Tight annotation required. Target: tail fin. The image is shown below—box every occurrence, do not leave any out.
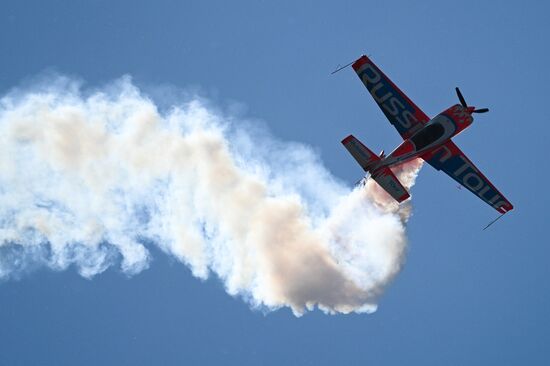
[342,135,410,203]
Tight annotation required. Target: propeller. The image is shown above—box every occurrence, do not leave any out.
[473,107,489,113]
[455,87,489,114]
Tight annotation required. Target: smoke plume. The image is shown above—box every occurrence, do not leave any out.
[0,76,422,315]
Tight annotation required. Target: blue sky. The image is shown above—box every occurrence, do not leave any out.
[1,1,548,365]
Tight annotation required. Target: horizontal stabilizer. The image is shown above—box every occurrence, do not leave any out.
[342,134,410,203]
[341,135,380,171]
[372,167,410,202]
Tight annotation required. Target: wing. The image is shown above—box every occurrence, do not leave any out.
[421,141,513,213]
[352,55,430,140]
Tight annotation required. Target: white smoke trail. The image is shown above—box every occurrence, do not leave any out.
[0,76,422,315]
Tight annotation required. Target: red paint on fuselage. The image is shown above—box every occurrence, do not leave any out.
[371,104,475,174]
[441,104,474,135]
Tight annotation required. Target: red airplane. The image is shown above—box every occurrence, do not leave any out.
[342,55,513,214]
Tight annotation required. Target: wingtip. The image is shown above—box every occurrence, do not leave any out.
[397,191,411,203]
[498,203,514,214]
[352,55,369,70]
[341,134,355,145]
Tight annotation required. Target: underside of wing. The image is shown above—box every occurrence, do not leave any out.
[352,55,430,140]
[422,141,513,213]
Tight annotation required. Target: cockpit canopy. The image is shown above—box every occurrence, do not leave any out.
[410,123,445,150]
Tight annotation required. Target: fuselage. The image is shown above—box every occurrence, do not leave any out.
[371,104,475,174]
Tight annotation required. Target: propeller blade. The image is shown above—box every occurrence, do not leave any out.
[473,108,489,113]
[455,87,467,107]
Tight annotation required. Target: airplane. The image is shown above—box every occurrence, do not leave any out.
[341,55,513,215]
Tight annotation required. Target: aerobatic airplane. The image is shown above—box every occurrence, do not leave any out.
[342,55,513,214]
